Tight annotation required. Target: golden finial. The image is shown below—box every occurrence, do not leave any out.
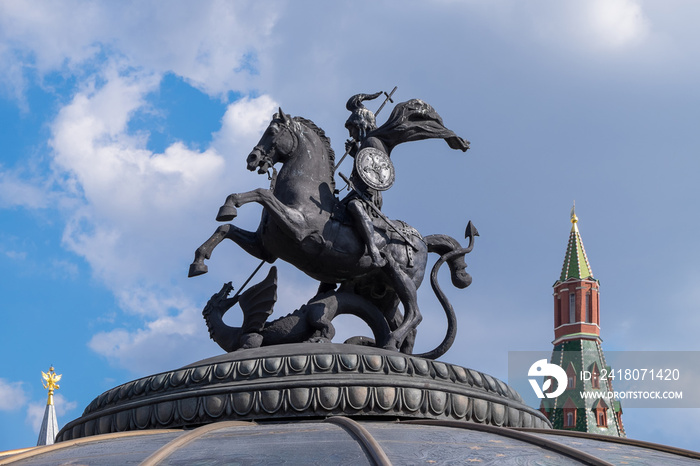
[570,202,578,231]
[41,366,62,406]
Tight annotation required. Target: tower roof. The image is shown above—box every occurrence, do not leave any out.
[559,205,594,282]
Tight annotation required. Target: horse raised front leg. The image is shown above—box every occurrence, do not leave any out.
[189,224,270,277]
[220,188,308,243]
[217,189,284,222]
[216,189,273,222]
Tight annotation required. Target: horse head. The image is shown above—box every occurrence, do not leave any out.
[246,107,299,174]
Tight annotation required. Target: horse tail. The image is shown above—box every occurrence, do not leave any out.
[412,234,472,360]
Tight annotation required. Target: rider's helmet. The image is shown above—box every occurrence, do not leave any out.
[345,92,381,141]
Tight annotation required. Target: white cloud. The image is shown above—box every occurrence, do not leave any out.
[2,248,27,261]
[436,0,651,62]
[0,170,49,209]
[51,66,223,287]
[88,305,215,376]
[212,95,279,155]
[26,403,45,434]
[525,0,650,54]
[584,0,650,49]
[49,259,79,279]
[0,1,104,72]
[0,379,28,411]
[0,1,282,100]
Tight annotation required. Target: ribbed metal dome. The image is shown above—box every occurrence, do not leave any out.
[53,344,550,441]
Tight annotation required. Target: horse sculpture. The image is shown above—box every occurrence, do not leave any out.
[189,109,474,358]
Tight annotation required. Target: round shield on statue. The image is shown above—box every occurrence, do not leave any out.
[354,147,395,191]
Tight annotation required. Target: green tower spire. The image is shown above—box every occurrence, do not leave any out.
[559,204,594,282]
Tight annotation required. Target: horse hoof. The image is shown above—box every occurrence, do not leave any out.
[188,262,208,277]
[216,205,238,222]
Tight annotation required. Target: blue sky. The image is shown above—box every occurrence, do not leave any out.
[1,0,699,452]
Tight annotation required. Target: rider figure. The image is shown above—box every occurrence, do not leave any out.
[343,92,387,268]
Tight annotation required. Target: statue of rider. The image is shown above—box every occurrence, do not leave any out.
[341,91,471,269]
[343,92,387,268]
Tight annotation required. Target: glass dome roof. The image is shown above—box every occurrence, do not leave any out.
[2,417,699,465]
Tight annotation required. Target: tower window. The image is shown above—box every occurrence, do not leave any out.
[563,409,577,427]
[569,293,576,323]
[595,407,608,427]
[586,292,591,323]
[556,296,561,327]
[592,399,608,427]
[562,399,577,428]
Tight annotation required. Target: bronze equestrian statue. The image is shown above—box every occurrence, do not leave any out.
[189,95,476,359]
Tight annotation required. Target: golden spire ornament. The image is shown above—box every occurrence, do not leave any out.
[570,201,579,232]
[42,366,62,406]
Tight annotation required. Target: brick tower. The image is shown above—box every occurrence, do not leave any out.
[540,206,625,436]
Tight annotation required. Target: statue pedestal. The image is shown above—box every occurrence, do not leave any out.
[57,343,550,441]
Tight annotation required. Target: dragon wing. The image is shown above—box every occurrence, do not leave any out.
[238,266,278,334]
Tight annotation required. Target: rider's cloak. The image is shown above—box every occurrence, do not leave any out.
[365,99,470,155]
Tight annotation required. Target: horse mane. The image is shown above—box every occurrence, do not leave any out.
[293,116,336,190]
